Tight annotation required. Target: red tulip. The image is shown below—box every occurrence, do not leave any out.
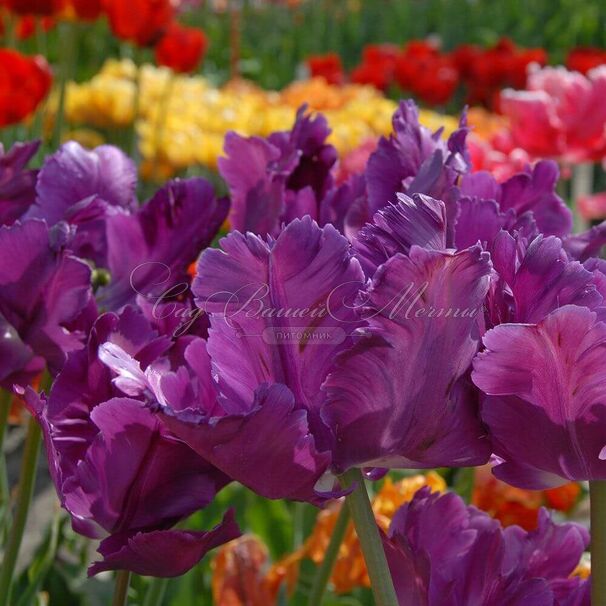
[394,42,459,106]
[70,0,102,20]
[155,22,207,73]
[306,53,344,85]
[0,49,52,126]
[351,45,399,91]
[567,47,606,75]
[16,15,55,39]
[103,0,174,46]
[4,0,65,15]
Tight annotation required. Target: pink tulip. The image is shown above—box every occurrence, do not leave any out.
[500,65,606,162]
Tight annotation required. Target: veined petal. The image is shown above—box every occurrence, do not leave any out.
[323,244,492,472]
[473,305,606,485]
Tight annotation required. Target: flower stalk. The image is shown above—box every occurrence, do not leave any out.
[307,502,351,606]
[339,468,399,606]
[112,570,132,606]
[571,162,594,232]
[591,481,606,606]
[0,415,42,605]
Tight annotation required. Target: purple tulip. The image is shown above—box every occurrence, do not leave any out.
[25,306,239,576]
[473,304,606,488]
[383,487,589,605]
[0,219,91,389]
[97,177,229,310]
[155,217,365,502]
[459,161,572,239]
[366,100,469,214]
[0,140,40,226]
[28,141,138,225]
[322,243,492,472]
[219,105,337,237]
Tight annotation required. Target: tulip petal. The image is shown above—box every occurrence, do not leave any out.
[88,510,241,577]
[323,244,492,472]
[473,305,606,485]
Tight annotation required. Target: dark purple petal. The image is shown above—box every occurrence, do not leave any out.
[366,100,467,213]
[319,175,367,237]
[218,107,336,237]
[473,305,606,485]
[383,487,582,606]
[502,508,589,580]
[99,178,228,310]
[158,383,332,503]
[498,160,572,238]
[219,132,284,234]
[508,235,602,323]
[0,220,91,386]
[323,245,492,472]
[64,397,228,534]
[0,140,40,226]
[564,220,606,262]
[453,197,508,250]
[88,509,240,577]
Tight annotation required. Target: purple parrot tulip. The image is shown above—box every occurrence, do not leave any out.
[459,161,572,239]
[322,243,492,472]
[365,100,469,214]
[28,141,138,224]
[97,177,229,310]
[0,219,92,389]
[218,105,337,236]
[154,217,365,503]
[25,306,239,577]
[473,304,606,488]
[383,487,589,606]
[0,140,40,226]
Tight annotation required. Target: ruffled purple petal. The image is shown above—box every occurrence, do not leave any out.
[30,142,137,224]
[0,219,91,386]
[158,383,331,504]
[323,245,492,472]
[88,510,240,577]
[99,178,228,310]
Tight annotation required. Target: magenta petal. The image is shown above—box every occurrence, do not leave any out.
[510,235,602,323]
[473,305,606,485]
[323,245,492,472]
[88,510,240,577]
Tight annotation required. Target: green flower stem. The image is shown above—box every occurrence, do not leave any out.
[142,576,169,606]
[53,21,77,149]
[307,502,351,606]
[0,390,12,533]
[571,162,594,233]
[591,481,606,606]
[112,570,132,606]
[130,48,144,160]
[338,469,399,606]
[0,415,42,605]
